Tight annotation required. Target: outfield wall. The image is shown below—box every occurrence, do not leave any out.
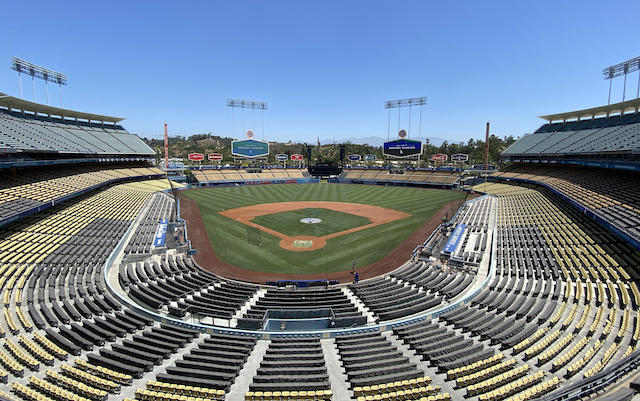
[330,178,456,189]
[194,178,319,187]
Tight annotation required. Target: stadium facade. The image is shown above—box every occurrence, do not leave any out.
[0,89,639,401]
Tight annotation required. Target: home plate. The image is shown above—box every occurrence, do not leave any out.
[300,218,322,224]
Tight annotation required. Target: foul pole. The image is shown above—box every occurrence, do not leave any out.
[484,122,490,171]
[164,124,169,170]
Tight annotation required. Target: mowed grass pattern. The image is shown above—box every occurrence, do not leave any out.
[252,208,372,237]
[184,183,465,274]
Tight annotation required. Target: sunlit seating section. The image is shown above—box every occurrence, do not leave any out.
[0,163,164,223]
[467,181,640,393]
[343,169,460,185]
[0,179,188,397]
[353,376,447,401]
[193,168,309,183]
[490,164,640,240]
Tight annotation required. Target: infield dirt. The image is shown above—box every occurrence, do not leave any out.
[219,201,410,251]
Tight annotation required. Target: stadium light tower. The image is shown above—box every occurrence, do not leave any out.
[603,56,640,104]
[10,57,68,107]
[226,99,268,140]
[384,97,427,140]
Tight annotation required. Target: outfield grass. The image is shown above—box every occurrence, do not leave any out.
[252,208,372,237]
[183,183,465,274]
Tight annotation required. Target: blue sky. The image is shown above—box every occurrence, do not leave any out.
[2,1,639,144]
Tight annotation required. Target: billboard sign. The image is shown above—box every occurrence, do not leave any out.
[383,139,422,158]
[275,153,288,161]
[208,153,223,161]
[188,153,204,161]
[153,219,168,247]
[348,154,361,161]
[451,153,469,162]
[443,223,467,254]
[431,153,448,163]
[232,139,269,158]
[364,154,377,161]
[291,154,304,161]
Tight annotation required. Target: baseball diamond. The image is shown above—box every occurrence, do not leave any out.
[181,183,467,276]
[219,201,410,251]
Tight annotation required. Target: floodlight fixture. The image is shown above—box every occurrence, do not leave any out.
[226,99,268,110]
[10,57,67,106]
[602,56,640,103]
[384,96,427,109]
[227,99,268,140]
[384,96,427,141]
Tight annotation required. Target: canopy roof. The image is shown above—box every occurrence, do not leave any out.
[0,92,124,123]
[539,98,640,122]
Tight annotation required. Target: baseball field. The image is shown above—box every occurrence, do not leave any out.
[182,183,466,275]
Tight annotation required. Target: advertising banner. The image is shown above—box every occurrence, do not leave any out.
[383,139,422,158]
[451,153,469,162]
[443,223,466,254]
[231,140,269,158]
[153,219,169,247]
[431,153,448,162]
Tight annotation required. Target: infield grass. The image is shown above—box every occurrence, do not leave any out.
[183,183,466,274]
[252,208,372,237]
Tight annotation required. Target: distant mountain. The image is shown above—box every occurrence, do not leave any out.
[319,136,446,147]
